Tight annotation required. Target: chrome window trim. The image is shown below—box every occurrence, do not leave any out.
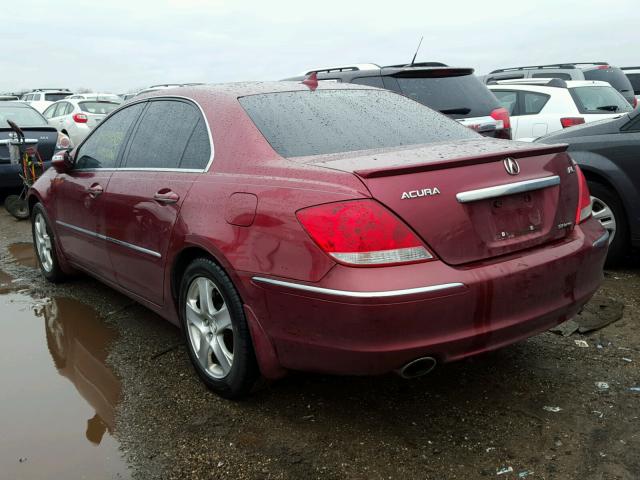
[56,220,162,258]
[71,94,215,174]
[456,175,560,203]
[252,276,465,298]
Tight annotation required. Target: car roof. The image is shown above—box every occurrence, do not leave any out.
[0,101,33,108]
[136,81,375,101]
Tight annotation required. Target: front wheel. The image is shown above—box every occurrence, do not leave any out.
[588,181,629,266]
[31,203,69,282]
[179,258,259,399]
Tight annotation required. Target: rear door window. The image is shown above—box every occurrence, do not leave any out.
[570,86,633,114]
[75,103,144,169]
[492,90,519,115]
[532,72,572,80]
[393,73,499,118]
[239,89,478,158]
[122,100,204,169]
[521,91,550,115]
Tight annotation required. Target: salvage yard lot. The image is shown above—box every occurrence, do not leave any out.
[0,206,638,480]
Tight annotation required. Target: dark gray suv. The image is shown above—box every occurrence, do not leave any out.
[283,62,512,139]
[536,108,640,264]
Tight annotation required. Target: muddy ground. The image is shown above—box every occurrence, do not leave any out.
[0,205,638,480]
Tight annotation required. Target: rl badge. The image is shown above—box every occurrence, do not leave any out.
[401,187,441,200]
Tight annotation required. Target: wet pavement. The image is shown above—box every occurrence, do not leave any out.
[0,205,638,479]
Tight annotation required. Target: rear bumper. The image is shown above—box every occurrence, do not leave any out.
[243,218,607,376]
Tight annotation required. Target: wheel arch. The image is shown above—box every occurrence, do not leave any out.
[571,151,639,242]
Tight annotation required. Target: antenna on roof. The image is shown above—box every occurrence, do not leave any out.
[409,36,424,66]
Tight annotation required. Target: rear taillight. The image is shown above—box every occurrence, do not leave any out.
[296,199,433,266]
[55,132,72,149]
[490,107,511,130]
[633,97,638,109]
[561,117,585,128]
[73,113,88,123]
[575,164,592,224]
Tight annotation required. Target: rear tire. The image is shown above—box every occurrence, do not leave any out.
[179,258,259,399]
[31,203,68,282]
[588,181,629,266]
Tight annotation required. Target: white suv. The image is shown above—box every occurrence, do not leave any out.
[42,98,120,145]
[488,79,633,140]
[20,89,72,113]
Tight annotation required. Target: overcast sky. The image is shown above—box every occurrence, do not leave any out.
[2,0,638,93]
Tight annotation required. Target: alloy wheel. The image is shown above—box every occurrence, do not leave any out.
[185,276,234,379]
[590,195,616,244]
[34,213,54,272]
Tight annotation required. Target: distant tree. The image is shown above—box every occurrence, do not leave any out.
[76,87,93,93]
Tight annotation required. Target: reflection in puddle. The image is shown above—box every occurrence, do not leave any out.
[0,293,131,479]
[8,241,38,268]
[0,269,13,293]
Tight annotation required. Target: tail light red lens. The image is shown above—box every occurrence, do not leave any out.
[73,113,88,123]
[296,199,433,266]
[561,117,585,128]
[575,164,592,224]
[633,97,638,109]
[490,107,511,130]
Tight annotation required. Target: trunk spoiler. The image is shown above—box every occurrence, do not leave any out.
[354,143,569,179]
[0,126,58,133]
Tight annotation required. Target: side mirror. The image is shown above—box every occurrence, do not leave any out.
[51,149,74,173]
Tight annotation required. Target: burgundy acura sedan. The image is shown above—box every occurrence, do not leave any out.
[28,81,608,398]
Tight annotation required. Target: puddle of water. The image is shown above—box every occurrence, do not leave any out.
[0,292,131,479]
[8,241,39,268]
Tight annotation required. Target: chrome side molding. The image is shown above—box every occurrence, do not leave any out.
[252,276,465,298]
[456,176,560,203]
[56,220,162,258]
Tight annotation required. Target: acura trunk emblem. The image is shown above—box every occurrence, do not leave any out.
[503,157,520,175]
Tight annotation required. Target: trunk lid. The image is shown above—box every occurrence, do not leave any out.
[85,113,105,129]
[300,138,579,265]
[0,127,58,164]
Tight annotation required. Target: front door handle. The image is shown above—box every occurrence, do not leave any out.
[87,184,103,198]
[153,190,180,205]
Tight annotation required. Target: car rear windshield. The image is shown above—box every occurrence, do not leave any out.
[79,101,119,114]
[239,89,479,158]
[570,86,633,114]
[583,68,634,94]
[626,73,640,94]
[393,74,499,119]
[44,93,70,102]
[0,106,48,127]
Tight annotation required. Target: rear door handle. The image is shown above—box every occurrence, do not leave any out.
[153,190,180,204]
[87,184,103,198]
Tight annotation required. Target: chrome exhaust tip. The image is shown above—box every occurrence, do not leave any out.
[396,357,437,379]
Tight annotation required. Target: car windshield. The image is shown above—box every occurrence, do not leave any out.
[79,101,119,114]
[239,89,479,158]
[394,73,499,118]
[44,93,70,102]
[570,86,633,114]
[0,105,48,127]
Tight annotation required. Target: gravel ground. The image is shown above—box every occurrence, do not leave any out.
[0,205,638,480]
